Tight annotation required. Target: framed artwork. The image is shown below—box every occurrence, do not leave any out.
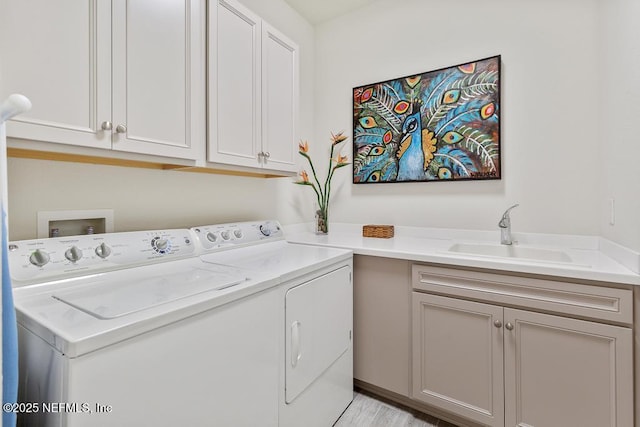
[353,55,501,183]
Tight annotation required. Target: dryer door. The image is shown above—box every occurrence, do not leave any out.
[285,265,352,403]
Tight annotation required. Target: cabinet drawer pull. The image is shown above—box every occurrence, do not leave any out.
[505,322,514,331]
[494,320,502,328]
[101,121,112,131]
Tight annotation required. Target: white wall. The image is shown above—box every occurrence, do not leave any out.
[297,0,603,236]
[7,157,281,240]
[599,0,640,252]
[7,0,314,240]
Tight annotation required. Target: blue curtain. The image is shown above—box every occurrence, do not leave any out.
[2,208,18,427]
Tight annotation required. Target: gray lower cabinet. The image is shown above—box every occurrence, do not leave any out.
[412,265,634,427]
[412,293,504,426]
[353,256,411,396]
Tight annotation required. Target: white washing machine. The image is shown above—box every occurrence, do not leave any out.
[9,227,284,427]
[191,221,354,427]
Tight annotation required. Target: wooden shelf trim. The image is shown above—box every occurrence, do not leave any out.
[8,148,288,179]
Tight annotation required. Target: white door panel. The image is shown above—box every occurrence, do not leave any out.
[208,0,261,167]
[112,0,204,159]
[285,267,352,403]
[261,23,298,172]
[0,0,111,149]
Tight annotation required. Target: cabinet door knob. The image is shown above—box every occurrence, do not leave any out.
[264,151,270,158]
[505,322,514,331]
[115,124,127,133]
[494,320,502,328]
[101,121,112,131]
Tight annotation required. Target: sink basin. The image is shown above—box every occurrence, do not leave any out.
[448,243,573,263]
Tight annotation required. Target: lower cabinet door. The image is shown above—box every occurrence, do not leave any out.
[504,308,633,427]
[412,293,504,427]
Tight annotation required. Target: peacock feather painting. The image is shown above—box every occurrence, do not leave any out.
[353,55,501,183]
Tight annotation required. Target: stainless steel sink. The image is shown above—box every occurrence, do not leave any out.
[448,243,573,263]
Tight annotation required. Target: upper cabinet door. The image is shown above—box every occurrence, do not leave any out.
[261,23,298,173]
[208,0,262,167]
[0,0,112,149]
[112,0,205,160]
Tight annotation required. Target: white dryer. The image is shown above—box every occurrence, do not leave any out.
[9,228,283,427]
[191,221,354,427]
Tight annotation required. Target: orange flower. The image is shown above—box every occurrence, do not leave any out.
[298,140,309,153]
[330,131,348,145]
[299,170,309,182]
[336,154,349,165]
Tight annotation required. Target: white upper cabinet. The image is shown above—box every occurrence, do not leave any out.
[111,0,205,159]
[209,0,261,168]
[0,0,205,161]
[261,23,299,172]
[0,0,112,149]
[209,0,299,173]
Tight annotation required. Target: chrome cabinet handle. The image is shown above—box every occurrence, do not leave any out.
[505,322,514,331]
[101,121,112,131]
[264,151,270,158]
[115,124,127,133]
[494,320,502,328]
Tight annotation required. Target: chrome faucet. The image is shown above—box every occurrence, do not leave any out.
[498,204,519,245]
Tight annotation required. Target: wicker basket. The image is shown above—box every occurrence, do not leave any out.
[362,225,394,239]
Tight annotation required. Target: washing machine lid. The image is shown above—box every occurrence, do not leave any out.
[52,263,248,319]
[13,257,279,357]
[200,240,352,282]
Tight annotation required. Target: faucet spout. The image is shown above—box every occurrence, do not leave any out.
[498,204,519,245]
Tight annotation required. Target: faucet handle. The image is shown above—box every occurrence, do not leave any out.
[504,203,519,215]
[499,204,519,227]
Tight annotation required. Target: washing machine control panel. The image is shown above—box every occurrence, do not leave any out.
[8,229,196,285]
[191,220,283,252]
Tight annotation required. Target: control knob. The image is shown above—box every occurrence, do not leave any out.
[95,242,112,259]
[206,232,217,243]
[29,249,50,267]
[221,231,230,240]
[155,238,169,251]
[65,246,83,263]
[259,223,272,237]
[233,229,243,239]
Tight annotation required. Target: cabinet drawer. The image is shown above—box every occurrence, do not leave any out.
[412,265,633,325]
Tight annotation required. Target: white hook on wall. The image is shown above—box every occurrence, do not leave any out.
[0,94,32,123]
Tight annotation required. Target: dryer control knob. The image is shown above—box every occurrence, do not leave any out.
[95,242,112,259]
[65,246,83,263]
[259,224,272,236]
[233,229,243,239]
[206,232,217,243]
[29,249,50,267]
[221,231,231,240]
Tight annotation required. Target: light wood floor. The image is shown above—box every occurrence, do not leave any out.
[334,390,458,427]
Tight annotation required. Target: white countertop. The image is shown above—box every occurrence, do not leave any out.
[285,223,640,286]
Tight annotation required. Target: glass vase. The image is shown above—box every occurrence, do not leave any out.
[315,206,328,234]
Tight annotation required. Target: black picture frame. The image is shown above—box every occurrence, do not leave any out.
[352,55,501,184]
